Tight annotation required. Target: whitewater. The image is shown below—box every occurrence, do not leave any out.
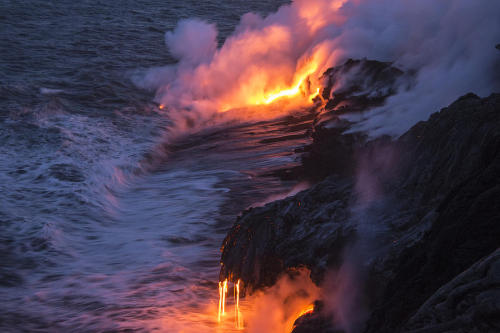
[0,1,297,331]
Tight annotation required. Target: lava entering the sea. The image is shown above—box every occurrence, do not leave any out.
[218,279,244,330]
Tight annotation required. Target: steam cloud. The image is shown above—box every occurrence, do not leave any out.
[243,269,320,333]
[134,0,500,136]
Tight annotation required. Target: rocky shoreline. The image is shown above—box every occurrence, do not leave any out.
[219,60,500,332]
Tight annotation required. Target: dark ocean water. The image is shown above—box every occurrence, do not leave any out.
[0,1,310,332]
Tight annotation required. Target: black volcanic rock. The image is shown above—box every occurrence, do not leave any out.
[365,93,500,333]
[219,176,355,290]
[299,120,366,181]
[320,58,408,112]
[402,248,500,333]
[299,59,409,181]
[292,313,341,333]
[219,93,500,332]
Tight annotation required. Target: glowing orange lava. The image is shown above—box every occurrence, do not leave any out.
[235,279,243,330]
[218,279,228,322]
[291,304,315,331]
[223,280,228,315]
[308,87,320,102]
[263,62,318,105]
[218,57,323,113]
[218,280,224,322]
[217,279,244,329]
[296,304,315,318]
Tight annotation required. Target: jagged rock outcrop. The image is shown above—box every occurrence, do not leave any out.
[269,59,408,181]
[320,58,408,113]
[220,92,500,332]
[219,176,355,290]
[300,58,411,181]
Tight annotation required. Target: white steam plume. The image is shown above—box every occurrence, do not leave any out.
[134,0,500,135]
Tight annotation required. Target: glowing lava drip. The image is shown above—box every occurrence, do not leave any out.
[218,279,244,330]
[236,280,243,329]
[218,279,228,323]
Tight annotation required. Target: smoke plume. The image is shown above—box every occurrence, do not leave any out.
[134,0,500,136]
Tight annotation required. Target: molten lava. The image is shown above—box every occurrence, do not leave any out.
[309,87,321,103]
[235,279,243,330]
[218,279,228,322]
[291,304,315,331]
[217,279,244,330]
[296,304,315,318]
[263,62,318,105]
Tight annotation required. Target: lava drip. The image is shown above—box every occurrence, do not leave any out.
[218,279,244,329]
[236,279,243,329]
[218,279,228,322]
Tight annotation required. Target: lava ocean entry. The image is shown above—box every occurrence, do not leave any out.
[1,0,499,332]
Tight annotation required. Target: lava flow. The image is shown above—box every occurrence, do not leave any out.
[296,304,314,318]
[218,58,322,114]
[235,279,243,330]
[291,304,315,330]
[262,62,318,105]
[218,279,228,323]
[218,279,244,330]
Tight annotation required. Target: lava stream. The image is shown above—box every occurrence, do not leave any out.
[218,279,244,330]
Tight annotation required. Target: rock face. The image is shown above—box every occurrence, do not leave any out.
[219,91,500,332]
[320,58,407,113]
[364,93,500,333]
[403,249,500,333]
[219,176,356,290]
[301,58,410,181]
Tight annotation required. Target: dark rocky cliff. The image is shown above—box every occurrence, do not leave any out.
[364,93,500,333]
[219,60,500,332]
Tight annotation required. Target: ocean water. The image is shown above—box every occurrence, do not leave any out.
[0,1,312,331]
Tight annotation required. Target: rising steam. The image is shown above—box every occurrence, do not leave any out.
[134,0,500,136]
[242,269,320,333]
